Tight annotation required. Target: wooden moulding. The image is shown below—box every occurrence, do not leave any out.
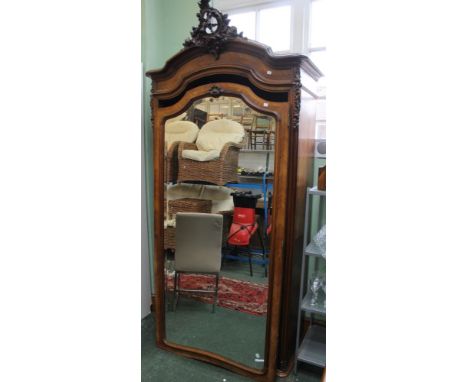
[146,39,322,92]
[266,66,320,373]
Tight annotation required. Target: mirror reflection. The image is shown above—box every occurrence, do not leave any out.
[162,96,275,369]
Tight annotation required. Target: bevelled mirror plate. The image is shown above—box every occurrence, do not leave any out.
[162,96,276,370]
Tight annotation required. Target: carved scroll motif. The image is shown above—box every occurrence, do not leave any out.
[183,0,245,59]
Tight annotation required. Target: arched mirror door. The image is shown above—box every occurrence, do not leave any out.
[153,82,290,380]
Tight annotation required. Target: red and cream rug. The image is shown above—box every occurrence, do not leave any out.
[166,274,268,316]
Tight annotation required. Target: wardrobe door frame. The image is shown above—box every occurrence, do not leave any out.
[152,81,290,382]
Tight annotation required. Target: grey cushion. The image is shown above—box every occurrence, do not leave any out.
[175,212,223,273]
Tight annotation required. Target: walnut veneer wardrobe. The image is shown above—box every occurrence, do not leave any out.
[146,1,322,381]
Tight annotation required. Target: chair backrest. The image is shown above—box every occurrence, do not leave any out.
[196,119,245,152]
[254,115,272,130]
[165,121,199,149]
[175,212,223,273]
[241,115,254,129]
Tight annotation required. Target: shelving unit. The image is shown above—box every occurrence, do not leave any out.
[238,175,274,181]
[224,150,274,271]
[295,187,326,373]
[227,148,274,235]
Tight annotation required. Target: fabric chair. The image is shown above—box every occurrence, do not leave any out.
[177,119,245,185]
[173,212,223,312]
[164,120,199,183]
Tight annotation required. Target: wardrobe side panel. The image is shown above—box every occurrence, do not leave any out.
[277,83,317,372]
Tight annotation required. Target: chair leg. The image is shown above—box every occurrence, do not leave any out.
[248,245,253,277]
[213,273,219,313]
[172,271,177,311]
[173,271,180,311]
[257,229,267,278]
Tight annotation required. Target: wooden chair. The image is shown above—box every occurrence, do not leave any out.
[250,115,273,150]
[240,115,255,149]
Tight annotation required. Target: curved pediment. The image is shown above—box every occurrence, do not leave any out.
[146,1,322,81]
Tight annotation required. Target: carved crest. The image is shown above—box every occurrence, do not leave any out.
[183,0,245,59]
[209,85,224,98]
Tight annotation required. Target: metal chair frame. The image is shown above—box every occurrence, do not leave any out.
[173,270,220,313]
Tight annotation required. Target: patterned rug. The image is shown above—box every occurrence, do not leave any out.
[166,274,268,316]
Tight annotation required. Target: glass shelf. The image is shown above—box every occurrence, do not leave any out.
[301,292,326,315]
[304,241,324,257]
[308,186,326,196]
[238,175,274,180]
[297,325,326,367]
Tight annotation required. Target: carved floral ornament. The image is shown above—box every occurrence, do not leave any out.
[183,0,246,59]
[292,67,302,129]
[208,85,224,98]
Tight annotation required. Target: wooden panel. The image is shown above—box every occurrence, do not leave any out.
[277,84,317,372]
[151,50,295,95]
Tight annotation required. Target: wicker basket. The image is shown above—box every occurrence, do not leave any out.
[165,142,180,184]
[177,142,241,186]
[168,198,212,218]
[164,226,176,250]
[164,198,212,250]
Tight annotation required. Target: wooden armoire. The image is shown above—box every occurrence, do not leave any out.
[146,1,322,381]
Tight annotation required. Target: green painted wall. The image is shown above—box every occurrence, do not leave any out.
[142,0,199,293]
